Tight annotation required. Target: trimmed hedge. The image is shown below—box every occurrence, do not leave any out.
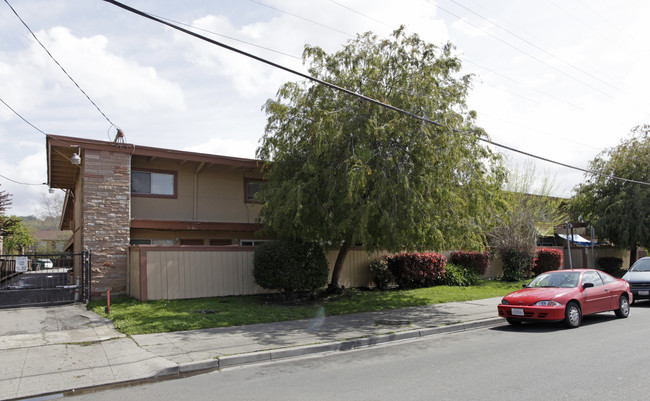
[597,257,623,275]
[253,239,329,297]
[533,248,563,275]
[369,258,393,290]
[385,252,446,289]
[449,251,490,276]
[441,263,480,286]
[501,250,534,281]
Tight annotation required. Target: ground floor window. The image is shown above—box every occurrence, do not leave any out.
[240,240,270,247]
[130,239,174,245]
[179,239,204,246]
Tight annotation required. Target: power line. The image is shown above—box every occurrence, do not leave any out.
[0,96,48,136]
[4,0,118,130]
[150,12,302,60]
[327,0,392,29]
[248,0,353,37]
[463,58,585,111]
[100,0,650,188]
[0,174,45,186]
[444,0,619,92]
[0,96,92,157]
[431,1,615,99]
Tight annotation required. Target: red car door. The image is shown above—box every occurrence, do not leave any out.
[581,270,610,314]
[598,271,622,310]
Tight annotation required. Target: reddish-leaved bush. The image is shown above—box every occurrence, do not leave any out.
[385,252,447,289]
[449,251,490,276]
[533,248,563,275]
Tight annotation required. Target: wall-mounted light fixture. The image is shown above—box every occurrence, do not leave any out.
[70,152,81,165]
[70,145,81,165]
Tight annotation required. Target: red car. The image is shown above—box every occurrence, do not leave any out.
[498,269,632,328]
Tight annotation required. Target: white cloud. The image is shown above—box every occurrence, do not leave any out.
[30,27,187,113]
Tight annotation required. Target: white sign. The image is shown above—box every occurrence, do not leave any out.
[15,257,28,272]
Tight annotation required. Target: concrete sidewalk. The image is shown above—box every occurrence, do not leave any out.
[0,297,504,400]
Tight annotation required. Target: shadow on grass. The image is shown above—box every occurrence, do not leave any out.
[87,279,525,336]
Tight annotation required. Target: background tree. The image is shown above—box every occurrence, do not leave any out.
[0,184,33,254]
[3,217,34,254]
[257,28,505,290]
[488,160,566,280]
[33,192,65,230]
[571,125,650,266]
[24,192,68,253]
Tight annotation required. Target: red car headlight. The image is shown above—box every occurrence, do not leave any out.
[501,299,509,305]
[534,300,562,306]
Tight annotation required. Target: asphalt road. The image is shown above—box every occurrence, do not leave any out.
[71,301,650,401]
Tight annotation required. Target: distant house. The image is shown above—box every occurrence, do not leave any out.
[31,230,72,253]
[46,134,266,298]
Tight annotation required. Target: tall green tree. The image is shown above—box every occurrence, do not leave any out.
[257,28,505,290]
[571,125,650,266]
[3,217,33,254]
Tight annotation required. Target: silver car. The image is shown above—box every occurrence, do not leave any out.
[623,257,650,303]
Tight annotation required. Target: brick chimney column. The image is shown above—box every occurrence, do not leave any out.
[81,148,131,298]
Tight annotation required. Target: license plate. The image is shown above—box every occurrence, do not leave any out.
[639,291,649,296]
[511,308,525,316]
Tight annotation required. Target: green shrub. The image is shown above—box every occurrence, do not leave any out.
[442,264,480,286]
[501,250,534,281]
[253,239,329,298]
[533,248,563,275]
[449,251,490,276]
[597,257,623,275]
[369,258,393,290]
[385,252,446,289]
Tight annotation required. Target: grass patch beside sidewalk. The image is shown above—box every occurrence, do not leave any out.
[88,279,525,335]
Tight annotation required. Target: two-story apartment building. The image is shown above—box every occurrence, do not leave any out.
[47,134,266,298]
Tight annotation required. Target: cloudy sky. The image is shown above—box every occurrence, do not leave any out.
[1,0,649,216]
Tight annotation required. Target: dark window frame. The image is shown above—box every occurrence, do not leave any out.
[131,168,178,199]
[244,178,264,204]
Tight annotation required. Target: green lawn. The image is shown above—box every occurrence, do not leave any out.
[88,279,525,335]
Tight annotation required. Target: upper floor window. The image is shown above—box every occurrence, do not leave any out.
[245,178,264,203]
[132,169,177,197]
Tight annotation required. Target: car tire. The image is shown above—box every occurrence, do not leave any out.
[506,318,522,326]
[614,295,630,318]
[564,302,582,328]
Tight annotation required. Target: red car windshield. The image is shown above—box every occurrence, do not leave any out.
[527,272,581,288]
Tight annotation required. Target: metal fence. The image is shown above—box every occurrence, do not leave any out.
[0,251,91,308]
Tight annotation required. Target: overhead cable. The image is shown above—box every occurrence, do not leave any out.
[0,174,45,186]
[4,0,118,130]
[100,0,650,187]
[0,96,48,136]
[445,0,619,92]
[432,2,614,99]
[249,0,352,37]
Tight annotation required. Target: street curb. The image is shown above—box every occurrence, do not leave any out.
[8,318,504,400]
[181,317,504,373]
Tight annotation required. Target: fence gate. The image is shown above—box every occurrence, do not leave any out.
[0,251,91,308]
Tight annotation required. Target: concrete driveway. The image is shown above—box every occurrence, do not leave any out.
[0,303,123,348]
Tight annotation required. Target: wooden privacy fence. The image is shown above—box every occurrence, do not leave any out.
[128,246,381,301]
[127,245,631,301]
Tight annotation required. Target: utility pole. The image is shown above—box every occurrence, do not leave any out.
[565,222,573,269]
[590,226,595,268]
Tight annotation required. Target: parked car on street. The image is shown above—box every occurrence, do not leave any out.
[622,257,650,303]
[498,269,632,328]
